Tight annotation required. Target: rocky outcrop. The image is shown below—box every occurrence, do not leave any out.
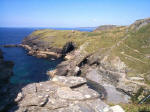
[129,17,150,31]
[47,47,150,104]
[21,41,76,59]
[86,68,130,104]
[20,44,62,59]
[9,76,125,112]
[19,17,150,111]
[62,42,76,56]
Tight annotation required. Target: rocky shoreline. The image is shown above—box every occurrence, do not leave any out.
[1,17,150,111]
[10,76,126,112]
[0,45,129,112]
[0,47,126,111]
[20,34,148,103]
[20,18,150,103]
[21,44,62,59]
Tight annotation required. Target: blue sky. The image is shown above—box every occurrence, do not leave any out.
[0,0,150,27]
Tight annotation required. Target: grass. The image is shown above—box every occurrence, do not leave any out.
[25,22,150,112]
[121,104,150,112]
[25,23,150,84]
[27,26,126,53]
[107,24,150,84]
[109,86,150,112]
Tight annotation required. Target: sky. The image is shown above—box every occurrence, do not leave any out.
[0,0,150,27]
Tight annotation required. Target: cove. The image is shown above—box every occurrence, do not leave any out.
[0,27,94,84]
[0,28,62,84]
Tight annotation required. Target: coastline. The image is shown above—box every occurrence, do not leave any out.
[1,17,150,111]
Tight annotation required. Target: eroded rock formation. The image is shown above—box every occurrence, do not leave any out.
[9,76,125,112]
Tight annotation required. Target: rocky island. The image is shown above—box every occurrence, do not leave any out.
[1,18,150,112]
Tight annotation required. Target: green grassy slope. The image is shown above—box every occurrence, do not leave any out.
[26,26,127,53]
[111,24,150,83]
[24,18,150,84]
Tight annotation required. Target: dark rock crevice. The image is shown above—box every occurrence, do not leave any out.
[62,42,76,56]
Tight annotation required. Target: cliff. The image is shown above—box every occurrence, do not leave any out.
[20,18,150,111]
[22,18,150,86]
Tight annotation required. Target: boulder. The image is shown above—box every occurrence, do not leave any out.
[11,76,110,112]
[86,69,130,103]
[51,75,86,88]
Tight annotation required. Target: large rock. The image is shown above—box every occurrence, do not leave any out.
[86,69,130,103]
[51,75,86,88]
[10,76,113,112]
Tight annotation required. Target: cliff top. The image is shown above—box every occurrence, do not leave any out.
[23,18,150,84]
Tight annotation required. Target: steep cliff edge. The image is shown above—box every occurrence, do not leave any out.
[22,18,150,85]
[22,18,150,108]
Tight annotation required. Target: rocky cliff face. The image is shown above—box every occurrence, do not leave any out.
[22,17,150,94]
[9,76,125,112]
[129,17,150,31]
[19,18,150,111]
[45,18,150,97]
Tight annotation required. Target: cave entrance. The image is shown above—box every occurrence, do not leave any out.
[66,44,74,53]
[62,42,75,55]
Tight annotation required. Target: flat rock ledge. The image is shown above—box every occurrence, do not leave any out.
[10,76,125,112]
[20,44,61,59]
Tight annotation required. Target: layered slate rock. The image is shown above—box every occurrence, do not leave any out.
[10,76,125,112]
[86,69,130,103]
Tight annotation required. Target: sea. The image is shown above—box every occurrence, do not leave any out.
[0,27,94,84]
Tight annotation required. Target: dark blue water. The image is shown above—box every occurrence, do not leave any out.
[0,27,94,84]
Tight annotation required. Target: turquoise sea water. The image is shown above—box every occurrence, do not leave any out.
[0,27,94,84]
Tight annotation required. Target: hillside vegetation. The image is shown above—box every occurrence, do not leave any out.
[23,18,150,84]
